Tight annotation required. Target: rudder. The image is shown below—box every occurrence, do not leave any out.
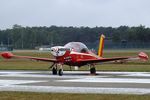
[98,34,105,57]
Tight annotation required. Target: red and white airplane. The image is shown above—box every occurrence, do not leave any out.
[1,34,149,76]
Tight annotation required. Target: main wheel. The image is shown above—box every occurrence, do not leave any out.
[58,69,63,76]
[52,67,57,75]
[90,67,96,75]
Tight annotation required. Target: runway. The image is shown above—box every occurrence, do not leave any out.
[0,70,150,94]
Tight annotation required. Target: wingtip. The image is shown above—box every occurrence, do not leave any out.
[1,52,14,59]
[138,52,149,61]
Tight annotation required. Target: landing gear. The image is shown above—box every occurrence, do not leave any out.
[58,64,63,76]
[49,63,57,75]
[90,64,96,75]
[51,63,63,76]
[58,69,63,76]
[90,67,96,74]
[50,63,63,76]
[52,67,57,75]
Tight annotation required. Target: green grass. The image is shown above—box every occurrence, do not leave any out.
[0,50,150,71]
[0,92,150,100]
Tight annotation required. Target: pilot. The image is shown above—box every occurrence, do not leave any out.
[81,48,88,53]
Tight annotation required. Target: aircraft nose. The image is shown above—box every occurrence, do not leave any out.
[50,47,59,56]
[50,47,57,52]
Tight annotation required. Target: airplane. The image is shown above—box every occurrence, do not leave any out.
[1,34,149,76]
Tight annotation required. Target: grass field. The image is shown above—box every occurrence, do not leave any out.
[0,50,150,71]
[0,92,150,100]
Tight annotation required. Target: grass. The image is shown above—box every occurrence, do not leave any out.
[0,50,150,71]
[0,92,150,100]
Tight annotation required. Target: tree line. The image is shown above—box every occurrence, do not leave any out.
[0,24,150,49]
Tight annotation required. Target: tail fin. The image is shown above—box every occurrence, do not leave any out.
[98,34,105,57]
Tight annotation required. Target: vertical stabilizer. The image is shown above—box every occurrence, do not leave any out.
[98,34,105,57]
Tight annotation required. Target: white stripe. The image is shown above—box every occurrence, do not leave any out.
[0,80,45,86]
[0,85,150,94]
[70,51,92,56]
[58,78,150,84]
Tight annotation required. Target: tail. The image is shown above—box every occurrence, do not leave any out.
[98,34,105,57]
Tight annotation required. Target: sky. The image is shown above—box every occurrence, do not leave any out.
[0,0,150,29]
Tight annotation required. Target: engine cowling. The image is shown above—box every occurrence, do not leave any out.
[50,46,71,57]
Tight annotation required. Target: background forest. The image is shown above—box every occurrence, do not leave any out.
[0,25,150,49]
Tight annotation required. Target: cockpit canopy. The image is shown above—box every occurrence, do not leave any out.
[50,42,89,57]
[64,42,89,53]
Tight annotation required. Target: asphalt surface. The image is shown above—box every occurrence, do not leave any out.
[0,70,150,94]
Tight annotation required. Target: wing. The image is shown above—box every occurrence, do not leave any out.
[1,52,57,62]
[77,52,148,64]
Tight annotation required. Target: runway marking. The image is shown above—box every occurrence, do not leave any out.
[0,85,150,95]
[58,77,150,84]
[0,71,45,74]
[121,73,150,77]
[0,80,46,86]
[0,74,54,78]
[0,72,105,78]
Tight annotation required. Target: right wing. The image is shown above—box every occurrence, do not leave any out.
[77,52,148,64]
[1,52,57,62]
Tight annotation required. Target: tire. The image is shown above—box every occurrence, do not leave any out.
[58,69,63,76]
[90,67,96,74]
[52,67,57,75]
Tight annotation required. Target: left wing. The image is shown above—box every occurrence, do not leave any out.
[1,52,57,62]
[77,52,148,64]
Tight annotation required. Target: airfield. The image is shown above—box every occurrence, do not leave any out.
[0,70,150,95]
[0,50,150,98]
